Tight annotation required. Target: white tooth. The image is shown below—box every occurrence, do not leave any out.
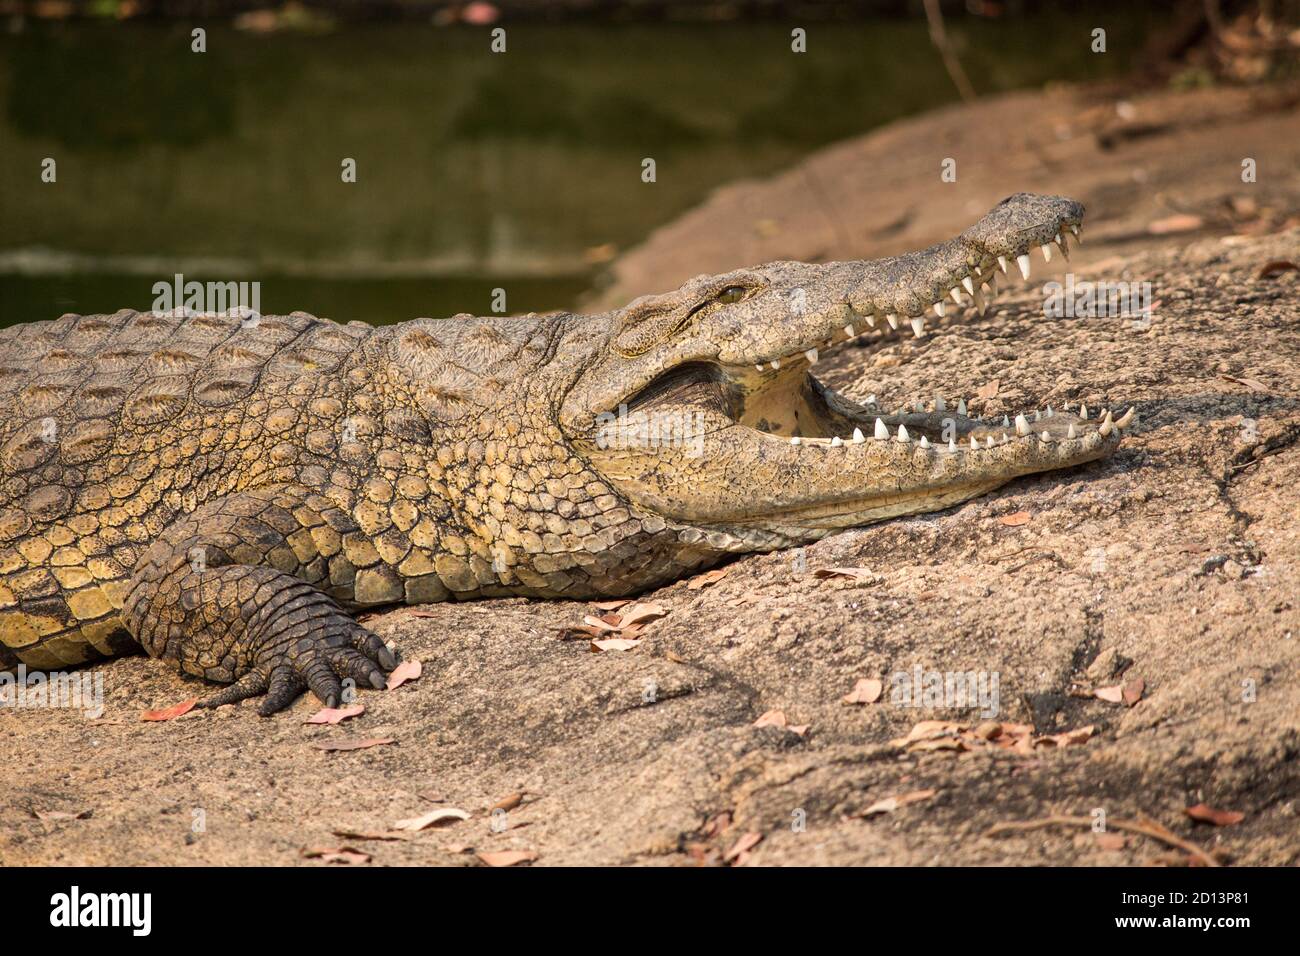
[911,318,926,338]
[1040,243,1052,263]
[1046,405,1054,417]
[933,301,944,318]
[886,314,899,330]
[897,424,910,442]
[970,436,979,450]
[948,438,957,452]
[1079,404,1088,420]
[1040,431,1051,441]
[790,436,801,445]
[805,348,819,364]
[831,435,843,447]
[865,313,876,328]
[1116,407,1136,429]
[1016,254,1031,280]
[755,363,765,371]
[1033,409,1041,422]
[1069,223,1081,240]
[1055,234,1069,260]
[962,276,975,295]
[771,358,781,369]
[951,288,963,305]
[935,395,946,412]
[1001,432,1010,444]
[1002,415,1010,427]
[1067,423,1077,439]
[957,398,967,416]
[844,324,856,338]
[1098,410,1115,437]
[874,418,889,440]
[974,288,986,315]
[852,427,865,443]
[919,435,930,449]
[1015,414,1030,436]
[985,436,996,448]
[866,394,876,404]
[997,255,1009,274]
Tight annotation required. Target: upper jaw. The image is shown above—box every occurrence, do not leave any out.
[716,202,1084,372]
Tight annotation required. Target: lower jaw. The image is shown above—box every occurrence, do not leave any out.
[723,478,1008,532]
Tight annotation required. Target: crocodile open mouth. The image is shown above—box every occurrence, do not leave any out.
[572,194,1128,537]
[617,219,1131,453]
[622,344,1133,455]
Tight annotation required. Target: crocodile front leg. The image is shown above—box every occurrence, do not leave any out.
[122,485,396,715]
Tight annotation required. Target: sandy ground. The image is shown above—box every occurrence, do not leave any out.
[2,83,1299,867]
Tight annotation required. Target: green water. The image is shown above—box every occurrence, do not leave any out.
[0,15,1150,326]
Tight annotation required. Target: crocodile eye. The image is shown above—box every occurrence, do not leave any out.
[715,285,749,304]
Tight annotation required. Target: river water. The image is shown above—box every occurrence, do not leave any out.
[0,14,1149,326]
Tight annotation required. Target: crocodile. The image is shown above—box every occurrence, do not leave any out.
[0,193,1135,715]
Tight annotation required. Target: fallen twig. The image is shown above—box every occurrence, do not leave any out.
[984,813,1220,866]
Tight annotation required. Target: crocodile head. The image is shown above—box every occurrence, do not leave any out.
[562,193,1133,547]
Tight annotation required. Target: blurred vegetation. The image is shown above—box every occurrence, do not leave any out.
[0,5,1187,324]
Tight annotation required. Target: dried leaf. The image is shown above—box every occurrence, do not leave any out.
[385,659,422,690]
[591,599,632,612]
[686,567,731,590]
[393,807,470,831]
[751,709,806,735]
[1121,677,1145,707]
[491,792,525,813]
[1148,213,1203,235]
[302,845,370,865]
[558,624,605,641]
[618,602,669,627]
[859,789,937,816]
[314,737,395,752]
[1256,259,1297,279]
[998,511,1031,527]
[723,831,764,863]
[581,615,622,633]
[306,704,365,725]
[590,637,641,652]
[1185,804,1245,826]
[1094,684,1125,703]
[890,720,966,746]
[1035,725,1094,748]
[813,566,875,582]
[34,808,92,822]
[1219,374,1269,394]
[1095,832,1127,851]
[141,698,197,722]
[975,378,1000,400]
[842,678,884,705]
[476,849,538,867]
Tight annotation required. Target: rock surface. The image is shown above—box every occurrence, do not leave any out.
[3,85,1299,867]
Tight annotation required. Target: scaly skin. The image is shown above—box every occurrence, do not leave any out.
[0,193,1133,714]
